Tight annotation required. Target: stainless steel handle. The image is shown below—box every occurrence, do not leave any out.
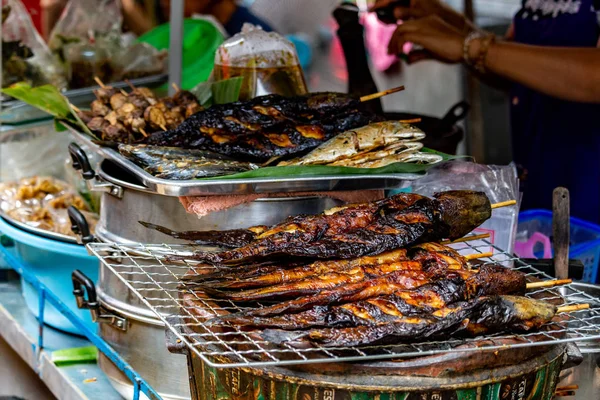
[69,142,124,199]
[72,269,128,331]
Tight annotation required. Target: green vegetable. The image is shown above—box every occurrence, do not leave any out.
[1,83,72,119]
[191,77,243,108]
[52,346,98,366]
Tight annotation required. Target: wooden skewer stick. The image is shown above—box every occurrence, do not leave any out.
[120,89,128,96]
[556,385,579,391]
[491,200,517,209]
[139,128,148,138]
[464,252,493,260]
[70,104,82,114]
[557,304,590,313]
[360,86,405,102]
[399,118,422,124]
[172,83,181,93]
[94,76,106,88]
[526,279,572,290]
[160,123,168,131]
[555,391,576,397]
[125,79,136,91]
[442,233,490,245]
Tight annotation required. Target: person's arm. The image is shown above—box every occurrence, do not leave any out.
[388,16,600,103]
[40,0,68,40]
[121,0,153,36]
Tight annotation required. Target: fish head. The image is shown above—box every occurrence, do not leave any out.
[434,190,492,240]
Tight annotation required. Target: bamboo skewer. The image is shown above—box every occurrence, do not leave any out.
[160,123,168,131]
[525,279,572,289]
[70,104,82,114]
[464,252,493,260]
[360,86,405,102]
[491,200,517,209]
[554,391,576,397]
[557,304,589,313]
[556,385,579,391]
[125,79,136,91]
[94,76,106,88]
[442,233,490,245]
[172,83,181,93]
[139,128,148,138]
[399,118,422,124]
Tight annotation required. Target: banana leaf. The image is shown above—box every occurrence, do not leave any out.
[200,148,466,180]
[51,346,98,365]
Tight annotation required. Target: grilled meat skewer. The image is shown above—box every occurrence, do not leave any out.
[210,264,525,320]
[172,190,491,265]
[261,296,556,348]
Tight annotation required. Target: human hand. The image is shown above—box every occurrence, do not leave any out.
[370,0,446,21]
[388,16,466,64]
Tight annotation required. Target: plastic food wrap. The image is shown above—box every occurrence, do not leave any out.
[1,0,66,90]
[411,161,520,255]
[112,43,167,81]
[0,176,97,237]
[214,24,307,100]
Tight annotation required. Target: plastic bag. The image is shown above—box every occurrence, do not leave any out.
[411,161,520,255]
[214,23,307,100]
[1,0,66,90]
[0,176,97,237]
[112,43,167,81]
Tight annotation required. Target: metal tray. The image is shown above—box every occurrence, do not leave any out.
[66,126,423,197]
[0,213,77,244]
[0,74,168,125]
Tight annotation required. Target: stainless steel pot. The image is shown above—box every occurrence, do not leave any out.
[556,282,600,399]
[69,144,342,400]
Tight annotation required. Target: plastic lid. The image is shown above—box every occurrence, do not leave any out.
[215,23,300,68]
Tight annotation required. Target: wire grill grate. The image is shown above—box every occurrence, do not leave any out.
[87,238,600,368]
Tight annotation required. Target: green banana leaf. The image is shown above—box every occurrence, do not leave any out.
[52,346,98,366]
[1,83,72,119]
[200,148,466,180]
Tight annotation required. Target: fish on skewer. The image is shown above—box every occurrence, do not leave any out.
[209,264,526,319]
[168,190,492,265]
[278,121,425,166]
[261,295,557,348]
[186,242,468,291]
[210,266,527,330]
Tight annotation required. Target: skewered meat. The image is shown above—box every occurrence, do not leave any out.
[145,93,381,161]
[93,87,118,102]
[210,265,527,329]
[109,93,128,110]
[261,296,556,347]
[171,190,491,265]
[210,264,526,318]
[90,100,110,117]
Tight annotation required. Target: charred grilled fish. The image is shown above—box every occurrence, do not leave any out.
[145,93,380,161]
[173,190,492,265]
[261,296,556,347]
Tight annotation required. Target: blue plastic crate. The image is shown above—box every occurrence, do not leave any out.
[517,210,600,283]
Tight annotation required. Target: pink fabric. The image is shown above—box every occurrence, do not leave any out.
[179,190,385,218]
[362,13,399,72]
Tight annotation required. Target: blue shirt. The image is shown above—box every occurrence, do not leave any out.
[511,0,600,223]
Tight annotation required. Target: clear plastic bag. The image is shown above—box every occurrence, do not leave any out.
[112,42,167,81]
[411,161,520,255]
[1,0,66,90]
[0,176,97,237]
[214,23,307,100]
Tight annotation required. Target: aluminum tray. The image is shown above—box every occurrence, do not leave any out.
[0,213,77,244]
[1,74,168,125]
[66,126,423,197]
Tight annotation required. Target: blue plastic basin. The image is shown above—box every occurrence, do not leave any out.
[0,217,98,335]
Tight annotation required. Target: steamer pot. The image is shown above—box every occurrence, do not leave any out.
[69,146,342,400]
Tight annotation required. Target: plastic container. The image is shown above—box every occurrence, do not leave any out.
[0,216,98,335]
[516,210,600,283]
[137,19,224,90]
[214,24,308,100]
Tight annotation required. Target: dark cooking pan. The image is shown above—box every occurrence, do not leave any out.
[385,101,469,155]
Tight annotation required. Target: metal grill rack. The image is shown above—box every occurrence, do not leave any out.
[87,238,600,369]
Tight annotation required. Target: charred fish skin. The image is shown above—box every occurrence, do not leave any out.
[265,296,556,348]
[145,93,380,161]
[434,190,492,240]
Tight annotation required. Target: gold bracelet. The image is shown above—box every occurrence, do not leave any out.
[475,35,496,74]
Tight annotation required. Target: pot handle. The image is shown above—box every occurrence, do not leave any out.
[440,101,470,127]
[68,206,95,245]
[68,142,96,180]
[72,269,99,311]
[72,269,128,331]
[562,342,584,370]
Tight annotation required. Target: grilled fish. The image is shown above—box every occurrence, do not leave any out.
[278,121,426,166]
[172,190,492,265]
[261,296,556,347]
